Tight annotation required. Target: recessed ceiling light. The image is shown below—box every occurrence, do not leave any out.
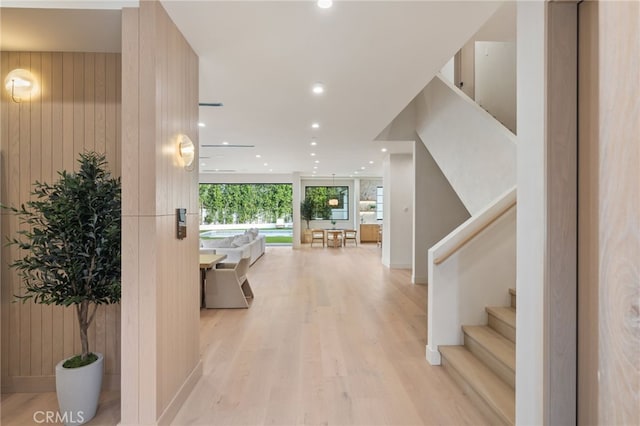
[310,153,316,156]
[201,162,205,167]
[313,170,317,174]
[311,123,320,129]
[354,171,359,174]
[222,141,229,145]
[313,166,318,169]
[361,166,366,170]
[314,160,320,164]
[312,83,325,94]
[264,162,268,166]
[349,175,353,178]
[369,160,374,164]
[381,148,388,152]
[198,122,206,128]
[256,154,261,158]
[269,169,273,172]
[317,0,332,9]
[310,141,317,146]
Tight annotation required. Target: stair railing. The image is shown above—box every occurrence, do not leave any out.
[426,186,517,365]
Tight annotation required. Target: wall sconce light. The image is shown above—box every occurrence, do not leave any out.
[5,68,37,103]
[178,134,195,169]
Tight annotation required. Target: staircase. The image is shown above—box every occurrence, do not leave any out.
[439,288,516,425]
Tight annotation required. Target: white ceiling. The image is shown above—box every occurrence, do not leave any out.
[1,1,507,179]
[161,0,504,178]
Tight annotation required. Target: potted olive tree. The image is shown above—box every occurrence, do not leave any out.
[300,196,315,243]
[5,152,121,425]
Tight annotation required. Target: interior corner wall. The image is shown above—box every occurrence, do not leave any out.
[412,138,470,284]
[121,2,200,424]
[0,51,121,393]
[382,154,413,269]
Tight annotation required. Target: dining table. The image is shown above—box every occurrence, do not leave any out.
[326,229,344,248]
[199,253,227,308]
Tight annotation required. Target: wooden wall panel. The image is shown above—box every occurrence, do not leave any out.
[578,2,600,424]
[545,3,578,425]
[0,51,121,392]
[596,1,640,423]
[121,1,201,424]
[578,1,639,423]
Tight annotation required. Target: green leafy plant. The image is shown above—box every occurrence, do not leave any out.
[300,196,315,229]
[5,152,121,364]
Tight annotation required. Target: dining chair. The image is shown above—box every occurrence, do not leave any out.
[343,229,357,246]
[205,256,253,308]
[311,229,325,247]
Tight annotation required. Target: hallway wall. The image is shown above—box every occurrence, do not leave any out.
[120,1,200,423]
[0,51,121,392]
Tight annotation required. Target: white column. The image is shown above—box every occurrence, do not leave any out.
[292,172,301,249]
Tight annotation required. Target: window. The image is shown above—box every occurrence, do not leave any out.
[304,185,349,220]
[376,186,383,220]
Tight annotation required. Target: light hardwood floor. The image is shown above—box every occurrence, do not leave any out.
[1,245,488,425]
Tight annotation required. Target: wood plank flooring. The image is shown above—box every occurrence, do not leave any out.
[173,245,487,425]
[1,245,488,425]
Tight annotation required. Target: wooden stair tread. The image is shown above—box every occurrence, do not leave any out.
[463,325,515,372]
[440,346,515,425]
[486,306,516,328]
[508,288,516,296]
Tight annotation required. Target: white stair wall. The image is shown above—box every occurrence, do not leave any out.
[427,188,516,365]
[415,74,516,215]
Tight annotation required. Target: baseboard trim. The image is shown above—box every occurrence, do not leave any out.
[426,344,442,366]
[157,360,202,426]
[412,274,428,285]
[1,374,121,393]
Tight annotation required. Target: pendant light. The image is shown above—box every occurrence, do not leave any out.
[328,174,339,207]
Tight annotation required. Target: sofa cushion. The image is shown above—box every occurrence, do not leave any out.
[202,237,235,248]
[231,234,250,247]
[246,228,259,239]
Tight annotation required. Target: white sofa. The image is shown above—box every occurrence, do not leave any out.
[200,229,265,265]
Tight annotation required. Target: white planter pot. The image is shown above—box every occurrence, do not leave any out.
[55,353,104,426]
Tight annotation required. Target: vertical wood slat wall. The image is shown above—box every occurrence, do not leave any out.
[0,51,121,392]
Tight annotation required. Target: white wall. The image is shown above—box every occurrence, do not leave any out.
[413,138,470,284]
[382,154,413,269]
[456,2,517,101]
[415,75,516,215]
[516,2,545,424]
[474,41,517,133]
[440,56,455,85]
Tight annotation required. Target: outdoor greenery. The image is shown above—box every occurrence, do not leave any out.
[304,186,349,220]
[5,152,121,362]
[199,184,292,224]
